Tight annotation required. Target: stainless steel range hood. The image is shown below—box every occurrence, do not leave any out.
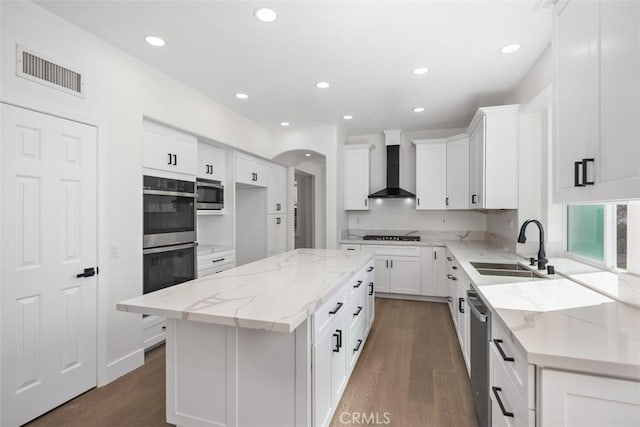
[368,130,416,199]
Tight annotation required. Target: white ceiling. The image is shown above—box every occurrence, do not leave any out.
[36,0,552,135]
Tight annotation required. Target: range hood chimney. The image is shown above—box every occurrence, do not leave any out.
[368,130,416,199]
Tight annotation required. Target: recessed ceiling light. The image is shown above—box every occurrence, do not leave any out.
[235,93,249,100]
[413,67,429,75]
[280,122,290,127]
[316,82,330,89]
[413,107,425,113]
[500,43,521,54]
[254,8,277,23]
[305,153,311,157]
[343,115,353,120]
[145,36,166,47]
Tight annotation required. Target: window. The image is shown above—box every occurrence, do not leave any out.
[566,202,637,272]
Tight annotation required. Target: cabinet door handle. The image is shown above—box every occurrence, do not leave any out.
[452,266,458,270]
[491,387,514,418]
[276,217,281,225]
[353,306,363,317]
[367,266,374,272]
[168,153,173,165]
[446,197,449,206]
[390,260,393,268]
[493,339,515,362]
[574,161,585,187]
[582,158,595,185]
[172,154,177,165]
[211,258,226,264]
[276,203,281,211]
[446,256,453,261]
[471,194,477,204]
[353,280,362,288]
[332,332,340,352]
[434,251,437,260]
[364,198,368,207]
[368,282,374,296]
[417,198,420,206]
[386,259,389,268]
[458,297,465,313]
[353,339,363,352]
[329,301,344,315]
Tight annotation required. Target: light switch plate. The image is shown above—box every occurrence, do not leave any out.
[110,243,120,258]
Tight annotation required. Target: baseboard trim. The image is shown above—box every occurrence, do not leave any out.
[376,293,447,303]
[103,348,144,385]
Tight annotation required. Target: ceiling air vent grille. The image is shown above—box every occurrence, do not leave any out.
[16,46,85,97]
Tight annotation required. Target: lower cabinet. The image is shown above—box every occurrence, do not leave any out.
[361,246,421,295]
[540,370,640,427]
[312,260,374,427]
[267,214,287,256]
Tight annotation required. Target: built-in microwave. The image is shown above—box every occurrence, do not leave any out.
[196,179,224,210]
[143,175,196,248]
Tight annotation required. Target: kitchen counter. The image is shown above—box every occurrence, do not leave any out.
[446,241,640,381]
[118,248,373,333]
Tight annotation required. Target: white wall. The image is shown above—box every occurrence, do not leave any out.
[1,1,274,385]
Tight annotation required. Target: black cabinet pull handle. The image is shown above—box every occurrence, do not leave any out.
[452,266,458,270]
[337,329,342,349]
[447,274,458,281]
[582,158,595,185]
[168,153,172,165]
[434,251,437,260]
[276,203,281,211]
[471,194,477,204]
[211,258,226,263]
[353,280,362,288]
[458,297,465,313]
[417,198,420,206]
[353,339,363,352]
[491,387,514,418]
[446,257,453,261]
[390,260,393,268]
[76,267,96,278]
[346,248,355,251]
[446,197,449,206]
[172,154,177,165]
[353,306,363,316]
[364,198,368,207]
[276,217,281,225]
[386,259,389,268]
[574,161,584,187]
[329,302,344,315]
[368,282,374,296]
[494,339,515,362]
[332,332,340,352]
[367,266,374,272]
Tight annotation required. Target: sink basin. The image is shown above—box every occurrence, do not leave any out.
[470,262,546,280]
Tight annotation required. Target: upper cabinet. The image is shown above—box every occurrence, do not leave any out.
[468,105,519,209]
[236,152,267,187]
[414,139,447,210]
[197,142,226,182]
[267,163,287,214]
[143,121,197,177]
[553,0,640,202]
[344,144,371,210]
[446,134,470,210]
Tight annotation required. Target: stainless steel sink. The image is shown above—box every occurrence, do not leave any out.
[470,262,547,279]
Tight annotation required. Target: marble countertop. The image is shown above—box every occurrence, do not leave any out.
[118,249,373,333]
[446,241,640,380]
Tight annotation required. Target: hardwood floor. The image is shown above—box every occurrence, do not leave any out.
[330,298,478,427]
[26,299,477,427]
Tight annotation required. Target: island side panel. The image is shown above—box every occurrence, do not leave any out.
[165,318,311,427]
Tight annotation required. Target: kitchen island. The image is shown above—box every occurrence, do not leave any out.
[118,249,375,427]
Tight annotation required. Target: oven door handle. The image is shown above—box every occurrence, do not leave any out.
[143,242,197,255]
[143,189,196,198]
[197,182,223,190]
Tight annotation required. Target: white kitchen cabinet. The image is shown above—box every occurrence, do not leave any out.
[420,247,447,297]
[312,327,334,427]
[197,142,226,182]
[553,0,640,202]
[446,134,470,210]
[236,152,267,187]
[388,257,420,295]
[413,139,447,210]
[540,369,640,427]
[267,163,287,214]
[330,313,348,404]
[373,256,390,292]
[468,105,519,209]
[143,121,197,177]
[267,214,287,256]
[455,272,471,373]
[344,144,371,210]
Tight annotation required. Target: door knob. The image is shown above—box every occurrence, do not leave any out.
[77,267,96,278]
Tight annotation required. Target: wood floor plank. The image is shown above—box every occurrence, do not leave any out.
[27,298,477,427]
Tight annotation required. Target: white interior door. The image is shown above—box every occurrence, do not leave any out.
[1,103,98,426]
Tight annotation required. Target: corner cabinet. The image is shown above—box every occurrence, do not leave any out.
[468,105,519,209]
[553,0,640,202]
[344,144,372,210]
[413,139,447,210]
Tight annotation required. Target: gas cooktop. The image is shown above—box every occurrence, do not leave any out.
[362,235,421,242]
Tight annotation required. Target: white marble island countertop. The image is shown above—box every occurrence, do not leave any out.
[118,249,374,333]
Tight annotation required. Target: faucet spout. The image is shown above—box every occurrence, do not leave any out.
[517,219,547,270]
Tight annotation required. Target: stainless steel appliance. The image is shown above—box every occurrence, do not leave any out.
[143,243,197,294]
[143,175,196,248]
[196,178,224,210]
[468,288,491,427]
[362,235,420,242]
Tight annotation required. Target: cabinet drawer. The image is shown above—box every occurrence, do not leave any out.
[348,313,367,372]
[348,287,366,331]
[143,320,166,350]
[313,282,349,343]
[492,318,534,409]
[360,245,420,257]
[490,344,531,427]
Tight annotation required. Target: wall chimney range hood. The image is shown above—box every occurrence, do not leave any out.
[368,130,416,199]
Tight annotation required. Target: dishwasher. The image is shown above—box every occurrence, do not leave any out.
[467,288,491,427]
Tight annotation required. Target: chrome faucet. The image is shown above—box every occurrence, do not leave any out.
[517,219,547,270]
